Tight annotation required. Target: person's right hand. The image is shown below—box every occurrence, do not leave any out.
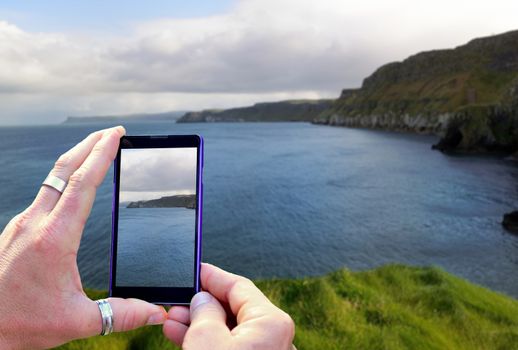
[163,263,296,350]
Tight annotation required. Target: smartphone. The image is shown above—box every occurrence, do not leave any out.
[110,135,203,305]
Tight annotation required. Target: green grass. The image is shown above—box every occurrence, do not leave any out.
[58,265,518,350]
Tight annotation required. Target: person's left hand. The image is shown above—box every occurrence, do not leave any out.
[0,126,167,349]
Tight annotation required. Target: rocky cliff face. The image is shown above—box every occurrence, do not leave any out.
[316,30,518,154]
[432,104,518,153]
[177,100,333,123]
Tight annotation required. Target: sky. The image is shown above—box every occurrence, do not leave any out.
[120,147,196,203]
[0,0,517,125]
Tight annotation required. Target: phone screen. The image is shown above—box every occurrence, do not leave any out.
[111,135,202,304]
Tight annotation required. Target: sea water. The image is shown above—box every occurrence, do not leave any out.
[0,122,517,297]
[116,207,194,287]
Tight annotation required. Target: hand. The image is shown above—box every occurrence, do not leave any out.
[163,263,296,350]
[0,126,167,349]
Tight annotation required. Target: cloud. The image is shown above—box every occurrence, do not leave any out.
[1,0,518,124]
[120,147,197,202]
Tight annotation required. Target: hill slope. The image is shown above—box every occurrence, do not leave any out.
[316,30,518,154]
[177,99,333,123]
[58,265,518,350]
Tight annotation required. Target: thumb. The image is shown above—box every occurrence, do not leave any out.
[108,297,168,332]
[185,292,231,346]
[82,297,167,337]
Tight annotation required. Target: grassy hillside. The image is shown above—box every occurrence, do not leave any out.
[316,30,518,154]
[177,99,333,123]
[58,265,518,350]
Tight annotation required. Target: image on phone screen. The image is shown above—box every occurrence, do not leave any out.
[117,147,197,288]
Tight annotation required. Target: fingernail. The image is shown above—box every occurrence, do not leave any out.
[190,292,214,311]
[116,125,126,135]
[147,312,166,325]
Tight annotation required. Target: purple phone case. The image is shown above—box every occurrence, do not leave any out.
[109,135,203,305]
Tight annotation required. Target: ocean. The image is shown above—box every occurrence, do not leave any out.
[116,207,195,288]
[0,122,517,297]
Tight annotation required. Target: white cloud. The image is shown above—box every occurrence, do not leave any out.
[120,147,197,202]
[0,0,517,124]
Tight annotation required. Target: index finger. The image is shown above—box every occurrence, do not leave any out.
[201,263,274,322]
[34,127,120,213]
[48,126,125,246]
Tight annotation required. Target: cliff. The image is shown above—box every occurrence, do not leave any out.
[316,30,518,154]
[127,194,196,209]
[177,99,333,123]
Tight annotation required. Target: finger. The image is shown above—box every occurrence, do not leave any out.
[33,126,121,213]
[183,292,231,347]
[190,292,227,326]
[163,319,188,346]
[81,298,166,338]
[201,263,273,319]
[167,306,190,325]
[109,298,167,332]
[48,126,125,247]
[201,264,296,349]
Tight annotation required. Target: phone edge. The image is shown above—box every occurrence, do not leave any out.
[195,135,204,295]
[109,134,203,304]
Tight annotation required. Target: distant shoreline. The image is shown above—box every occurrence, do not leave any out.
[126,194,196,209]
[62,110,186,124]
[176,99,333,123]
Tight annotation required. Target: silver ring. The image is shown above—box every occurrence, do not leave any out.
[42,174,68,194]
[95,299,114,336]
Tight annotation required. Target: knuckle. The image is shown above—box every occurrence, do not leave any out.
[119,305,139,331]
[277,311,295,338]
[231,276,259,297]
[88,130,101,139]
[54,152,71,172]
[8,209,32,235]
[91,141,107,157]
[56,189,86,227]
[236,276,255,289]
[35,220,61,253]
[61,192,84,220]
[92,144,112,166]
[68,169,88,189]
[32,233,54,255]
[240,276,254,285]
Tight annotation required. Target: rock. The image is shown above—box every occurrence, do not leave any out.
[127,195,196,209]
[502,211,518,233]
[431,126,463,152]
[432,105,518,154]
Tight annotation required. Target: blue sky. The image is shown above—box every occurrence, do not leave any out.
[0,0,517,125]
[0,0,234,32]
